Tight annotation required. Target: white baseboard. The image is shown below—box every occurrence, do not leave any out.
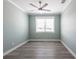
[30,39,61,41]
[3,40,29,56]
[61,41,76,58]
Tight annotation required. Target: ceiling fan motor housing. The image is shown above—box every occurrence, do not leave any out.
[38,8,42,10]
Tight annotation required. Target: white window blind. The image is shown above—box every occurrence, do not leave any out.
[36,16,55,32]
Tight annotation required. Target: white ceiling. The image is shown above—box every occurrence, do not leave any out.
[8,0,72,14]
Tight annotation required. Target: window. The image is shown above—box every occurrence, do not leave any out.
[36,16,55,32]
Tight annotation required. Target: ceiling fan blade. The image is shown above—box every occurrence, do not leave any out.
[42,9,51,11]
[41,3,48,9]
[30,3,38,8]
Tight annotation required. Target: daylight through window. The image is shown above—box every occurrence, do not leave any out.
[36,17,55,32]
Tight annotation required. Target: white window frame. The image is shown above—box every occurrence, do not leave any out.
[36,16,55,32]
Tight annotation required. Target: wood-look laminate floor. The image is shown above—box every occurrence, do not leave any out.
[4,41,75,59]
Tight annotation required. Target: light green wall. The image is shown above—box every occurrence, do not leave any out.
[3,0,29,53]
[61,0,76,55]
[29,14,61,39]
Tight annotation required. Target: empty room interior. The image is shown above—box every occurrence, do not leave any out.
[3,0,76,59]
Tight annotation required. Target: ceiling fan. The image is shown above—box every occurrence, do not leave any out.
[29,1,51,11]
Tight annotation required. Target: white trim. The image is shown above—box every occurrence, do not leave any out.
[3,40,29,56]
[30,39,61,41]
[61,41,76,58]
[8,0,25,12]
[62,0,72,13]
